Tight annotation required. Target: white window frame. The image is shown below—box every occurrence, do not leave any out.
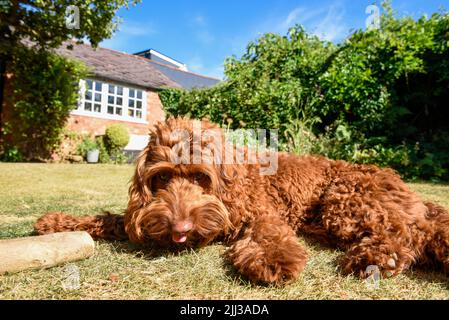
[106,83,125,117]
[72,79,148,124]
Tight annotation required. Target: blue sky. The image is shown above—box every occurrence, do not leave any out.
[100,0,448,79]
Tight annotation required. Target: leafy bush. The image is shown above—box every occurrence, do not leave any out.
[95,136,111,164]
[104,124,130,153]
[0,146,23,162]
[159,2,449,180]
[101,124,130,164]
[281,118,320,156]
[110,152,129,165]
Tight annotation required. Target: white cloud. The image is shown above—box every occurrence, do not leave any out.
[189,14,215,45]
[279,7,305,31]
[277,6,329,34]
[226,1,350,62]
[193,14,206,26]
[310,3,347,42]
[274,1,348,42]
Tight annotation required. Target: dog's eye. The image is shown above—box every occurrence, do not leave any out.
[152,172,172,190]
[193,173,210,187]
[158,173,171,182]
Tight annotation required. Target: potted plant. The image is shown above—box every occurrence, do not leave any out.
[86,145,100,163]
[77,136,99,163]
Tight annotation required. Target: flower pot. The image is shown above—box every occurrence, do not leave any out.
[86,149,99,163]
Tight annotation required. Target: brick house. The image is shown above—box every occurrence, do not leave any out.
[52,41,220,152]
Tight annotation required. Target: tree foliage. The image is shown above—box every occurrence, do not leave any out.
[0,0,140,54]
[2,47,87,160]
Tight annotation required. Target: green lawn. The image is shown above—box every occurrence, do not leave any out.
[1,163,449,300]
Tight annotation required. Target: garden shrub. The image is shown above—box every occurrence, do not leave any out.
[104,124,130,152]
[95,136,111,164]
[103,124,130,164]
[0,146,23,162]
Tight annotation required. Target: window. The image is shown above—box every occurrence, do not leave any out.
[84,79,102,113]
[74,79,147,123]
[128,88,144,119]
[107,84,124,116]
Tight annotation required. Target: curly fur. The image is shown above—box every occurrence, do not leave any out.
[34,117,449,284]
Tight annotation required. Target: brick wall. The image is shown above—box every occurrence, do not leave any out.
[66,89,166,136]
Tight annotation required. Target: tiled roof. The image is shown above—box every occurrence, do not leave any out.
[55,41,181,90]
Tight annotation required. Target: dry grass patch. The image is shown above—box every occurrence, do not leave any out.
[1,163,449,299]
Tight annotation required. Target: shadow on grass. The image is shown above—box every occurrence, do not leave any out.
[99,239,205,262]
[300,233,449,289]
[217,235,339,288]
[104,238,257,287]
[403,266,449,290]
[220,258,255,287]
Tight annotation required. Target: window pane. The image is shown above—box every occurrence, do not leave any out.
[108,85,115,94]
[95,82,102,91]
[129,89,135,98]
[107,106,114,114]
[94,104,101,112]
[108,95,114,104]
[137,91,142,99]
[116,97,123,105]
[117,86,123,95]
[85,91,92,101]
[136,100,142,109]
[116,108,122,116]
[136,110,142,118]
[128,109,134,117]
[85,102,92,111]
[86,79,92,90]
[128,99,134,107]
[95,93,101,102]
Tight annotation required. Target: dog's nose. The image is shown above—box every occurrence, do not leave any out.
[173,221,193,233]
[172,221,193,243]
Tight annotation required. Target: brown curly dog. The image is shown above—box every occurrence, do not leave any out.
[35,117,449,284]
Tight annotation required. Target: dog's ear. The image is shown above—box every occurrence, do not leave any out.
[128,147,152,208]
[126,147,153,243]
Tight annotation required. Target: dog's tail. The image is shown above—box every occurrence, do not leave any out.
[424,202,449,271]
[34,212,128,241]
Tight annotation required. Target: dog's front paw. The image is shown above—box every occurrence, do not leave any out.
[227,232,307,284]
[227,238,307,284]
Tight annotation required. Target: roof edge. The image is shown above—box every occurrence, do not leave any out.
[148,59,222,81]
